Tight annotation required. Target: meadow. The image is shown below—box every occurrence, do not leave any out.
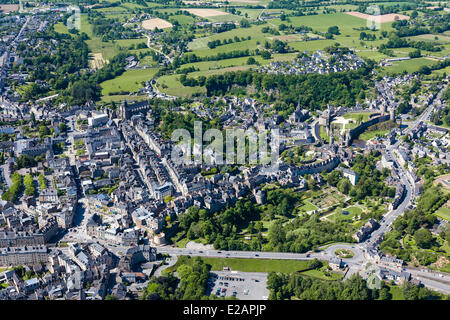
[381,57,437,75]
[101,68,159,96]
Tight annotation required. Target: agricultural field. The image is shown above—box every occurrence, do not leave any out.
[409,33,450,44]
[186,9,230,18]
[142,18,173,30]
[0,4,18,13]
[381,57,437,75]
[89,53,107,69]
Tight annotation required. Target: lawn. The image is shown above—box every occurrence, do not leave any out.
[328,206,363,222]
[382,57,436,75]
[343,112,373,123]
[388,285,404,300]
[54,22,70,35]
[301,268,344,281]
[297,200,319,213]
[358,128,391,141]
[319,125,329,141]
[100,68,158,95]
[434,205,450,222]
[168,257,314,273]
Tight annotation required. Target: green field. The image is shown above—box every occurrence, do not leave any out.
[382,57,437,75]
[54,22,70,35]
[288,39,338,52]
[166,256,314,273]
[101,68,158,96]
[194,257,313,273]
[434,205,450,221]
[356,50,391,62]
[166,256,344,281]
[409,33,450,44]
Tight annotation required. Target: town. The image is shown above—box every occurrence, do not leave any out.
[0,0,449,303]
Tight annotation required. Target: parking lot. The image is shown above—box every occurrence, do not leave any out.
[207,271,269,300]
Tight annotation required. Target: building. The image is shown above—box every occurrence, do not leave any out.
[338,167,359,185]
[0,246,48,266]
[88,112,109,127]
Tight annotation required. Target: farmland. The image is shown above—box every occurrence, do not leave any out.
[62,3,450,101]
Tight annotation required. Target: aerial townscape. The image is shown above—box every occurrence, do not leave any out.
[0,0,450,304]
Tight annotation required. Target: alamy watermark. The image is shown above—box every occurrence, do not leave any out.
[366,5,382,31]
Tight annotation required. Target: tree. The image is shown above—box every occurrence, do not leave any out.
[268,221,286,247]
[409,49,421,58]
[261,50,271,59]
[414,228,433,249]
[337,178,351,194]
[24,174,35,196]
[59,122,67,133]
[418,65,431,75]
[39,125,50,138]
[240,19,250,28]
[327,170,342,187]
[328,26,340,35]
